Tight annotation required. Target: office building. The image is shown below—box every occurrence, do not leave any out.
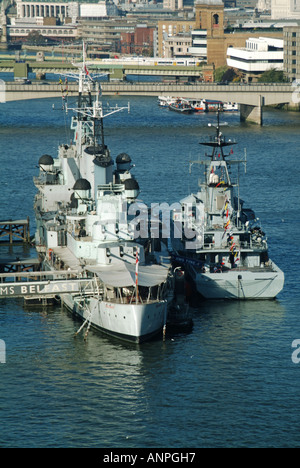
[284,24,300,81]
[227,36,283,81]
[271,0,300,20]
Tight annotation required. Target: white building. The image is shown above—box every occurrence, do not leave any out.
[271,0,300,19]
[79,1,119,17]
[256,0,271,11]
[227,37,283,79]
[189,30,207,59]
[163,0,183,10]
[16,0,119,21]
[8,17,78,40]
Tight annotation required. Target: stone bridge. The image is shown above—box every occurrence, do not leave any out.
[0,81,297,125]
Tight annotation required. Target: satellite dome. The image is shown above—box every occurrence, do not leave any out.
[39,154,54,166]
[73,178,91,191]
[84,145,106,156]
[116,153,131,164]
[124,178,139,190]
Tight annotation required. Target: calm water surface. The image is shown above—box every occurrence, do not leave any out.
[0,96,300,448]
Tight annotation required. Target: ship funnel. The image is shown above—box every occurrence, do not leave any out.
[84,145,114,191]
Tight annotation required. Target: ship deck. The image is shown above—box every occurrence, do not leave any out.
[51,246,84,272]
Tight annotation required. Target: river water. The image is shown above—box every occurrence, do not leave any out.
[0,94,300,448]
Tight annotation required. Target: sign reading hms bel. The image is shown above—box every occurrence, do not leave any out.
[0,280,87,298]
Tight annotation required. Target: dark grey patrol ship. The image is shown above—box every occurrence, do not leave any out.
[171,113,284,300]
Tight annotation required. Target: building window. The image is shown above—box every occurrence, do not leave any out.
[213,14,219,26]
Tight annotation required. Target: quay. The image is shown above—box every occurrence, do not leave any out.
[0,218,31,244]
[0,81,296,125]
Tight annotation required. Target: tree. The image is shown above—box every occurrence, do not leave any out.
[221,67,241,83]
[214,66,228,82]
[258,68,286,83]
[27,31,47,46]
[214,66,241,83]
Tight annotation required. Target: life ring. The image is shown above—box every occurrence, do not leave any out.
[175,269,184,279]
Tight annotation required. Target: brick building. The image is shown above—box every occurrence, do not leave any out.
[158,0,283,68]
[120,26,154,55]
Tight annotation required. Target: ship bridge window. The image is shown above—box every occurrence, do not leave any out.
[204,234,213,247]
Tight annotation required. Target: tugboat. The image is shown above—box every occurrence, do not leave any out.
[33,47,173,343]
[171,112,284,300]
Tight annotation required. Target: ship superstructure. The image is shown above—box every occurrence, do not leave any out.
[171,113,284,300]
[33,48,173,342]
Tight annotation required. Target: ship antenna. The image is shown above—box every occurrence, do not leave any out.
[216,105,221,141]
[56,40,130,150]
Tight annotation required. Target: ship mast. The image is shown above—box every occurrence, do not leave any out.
[61,42,129,151]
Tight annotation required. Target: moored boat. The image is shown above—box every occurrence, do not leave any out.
[170,112,284,300]
[33,46,174,343]
[169,99,194,114]
[158,95,176,107]
[223,102,239,112]
[205,99,223,112]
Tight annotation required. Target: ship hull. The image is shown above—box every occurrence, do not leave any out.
[189,262,284,300]
[62,294,168,343]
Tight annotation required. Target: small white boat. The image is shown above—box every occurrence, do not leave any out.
[223,102,239,112]
[158,96,176,107]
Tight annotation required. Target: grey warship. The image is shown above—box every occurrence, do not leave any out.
[171,112,284,300]
[33,49,173,342]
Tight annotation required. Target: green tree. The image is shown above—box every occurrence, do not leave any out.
[258,68,286,83]
[214,66,240,83]
[214,66,228,82]
[27,31,47,46]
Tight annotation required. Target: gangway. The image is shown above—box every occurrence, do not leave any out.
[0,269,96,300]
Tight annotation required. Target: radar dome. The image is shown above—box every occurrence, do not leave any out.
[123,177,140,200]
[116,153,132,172]
[39,154,54,166]
[116,153,131,164]
[73,179,91,191]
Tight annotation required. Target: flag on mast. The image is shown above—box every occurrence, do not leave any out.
[84,65,93,81]
[135,248,139,303]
